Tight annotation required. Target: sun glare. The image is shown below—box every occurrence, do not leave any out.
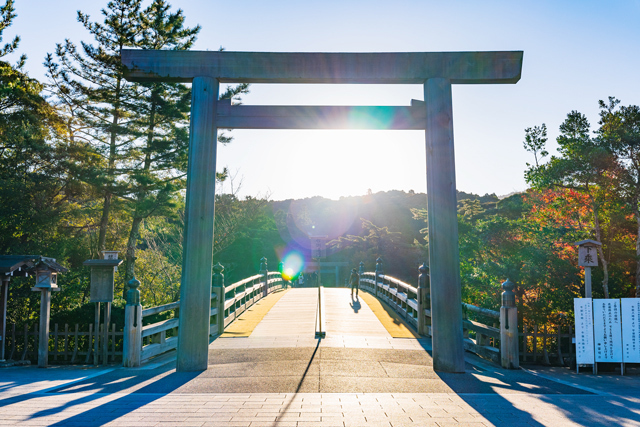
[281,251,305,280]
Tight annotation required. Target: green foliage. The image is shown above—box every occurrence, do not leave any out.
[523,123,548,167]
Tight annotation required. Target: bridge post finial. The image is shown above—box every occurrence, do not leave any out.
[123,277,142,368]
[212,263,225,288]
[500,278,519,369]
[417,263,431,336]
[374,258,383,297]
[260,257,268,297]
[211,263,225,337]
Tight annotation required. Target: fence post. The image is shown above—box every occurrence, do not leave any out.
[358,261,364,290]
[212,263,225,336]
[260,257,268,297]
[123,277,142,368]
[500,278,519,369]
[278,261,286,289]
[417,263,430,336]
[374,257,383,297]
[0,277,9,362]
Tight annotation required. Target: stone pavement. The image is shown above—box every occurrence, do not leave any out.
[1,288,639,426]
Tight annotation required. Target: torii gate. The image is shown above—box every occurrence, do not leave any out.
[122,50,523,373]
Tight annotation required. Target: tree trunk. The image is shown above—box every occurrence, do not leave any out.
[593,205,609,298]
[124,214,143,298]
[97,191,112,253]
[121,93,157,297]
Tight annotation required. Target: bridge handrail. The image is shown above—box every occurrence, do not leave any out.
[379,274,417,294]
[124,263,286,366]
[225,274,263,293]
[359,264,513,367]
[462,302,499,319]
[141,301,181,318]
[125,259,516,369]
[359,272,419,329]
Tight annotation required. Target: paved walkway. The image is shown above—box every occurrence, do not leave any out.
[1,288,639,426]
[211,288,428,350]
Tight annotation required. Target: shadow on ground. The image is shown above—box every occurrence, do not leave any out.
[49,346,593,395]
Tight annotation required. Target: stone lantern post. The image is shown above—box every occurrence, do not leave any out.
[30,257,67,368]
[33,263,58,368]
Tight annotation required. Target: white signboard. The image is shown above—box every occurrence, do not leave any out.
[574,298,594,364]
[621,298,640,363]
[593,299,622,363]
[310,236,327,258]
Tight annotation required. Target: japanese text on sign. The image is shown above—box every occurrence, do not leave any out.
[574,298,595,365]
[310,236,327,258]
[578,245,598,267]
[622,298,640,363]
[593,299,622,363]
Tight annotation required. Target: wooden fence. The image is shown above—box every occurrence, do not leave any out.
[520,323,576,366]
[2,322,122,364]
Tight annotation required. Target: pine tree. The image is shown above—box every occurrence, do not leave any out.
[121,0,200,287]
[45,0,145,254]
[0,0,70,254]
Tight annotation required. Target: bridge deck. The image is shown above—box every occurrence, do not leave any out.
[211,287,426,350]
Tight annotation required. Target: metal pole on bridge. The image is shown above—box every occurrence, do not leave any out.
[315,257,325,338]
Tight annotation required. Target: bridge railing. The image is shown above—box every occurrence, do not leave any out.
[123,258,285,367]
[359,272,420,329]
[359,258,518,369]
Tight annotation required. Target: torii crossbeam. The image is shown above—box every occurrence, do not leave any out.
[122,49,523,373]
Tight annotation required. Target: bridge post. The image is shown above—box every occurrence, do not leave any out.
[358,261,364,290]
[212,263,225,337]
[417,263,431,336]
[123,278,142,368]
[424,77,465,373]
[177,76,220,372]
[260,257,268,297]
[500,279,519,369]
[374,257,383,297]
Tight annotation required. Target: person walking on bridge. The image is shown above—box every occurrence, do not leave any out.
[349,268,359,298]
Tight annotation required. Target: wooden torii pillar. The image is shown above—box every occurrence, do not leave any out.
[122,50,523,373]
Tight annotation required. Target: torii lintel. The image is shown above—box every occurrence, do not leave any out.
[121,50,523,84]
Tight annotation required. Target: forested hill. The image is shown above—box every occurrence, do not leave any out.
[262,190,501,284]
[269,190,500,249]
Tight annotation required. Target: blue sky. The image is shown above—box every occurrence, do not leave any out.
[7,0,640,200]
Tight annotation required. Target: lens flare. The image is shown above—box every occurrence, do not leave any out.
[281,251,305,280]
[283,267,295,281]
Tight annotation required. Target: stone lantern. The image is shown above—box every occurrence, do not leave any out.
[28,257,67,368]
[83,251,123,365]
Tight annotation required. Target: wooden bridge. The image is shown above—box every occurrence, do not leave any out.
[121,259,519,371]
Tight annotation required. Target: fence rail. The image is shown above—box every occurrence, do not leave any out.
[2,322,122,364]
[360,272,420,328]
[359,259,521,368]
[520,324,575,366]
[360,270,501,363]
[127,266,285,366]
